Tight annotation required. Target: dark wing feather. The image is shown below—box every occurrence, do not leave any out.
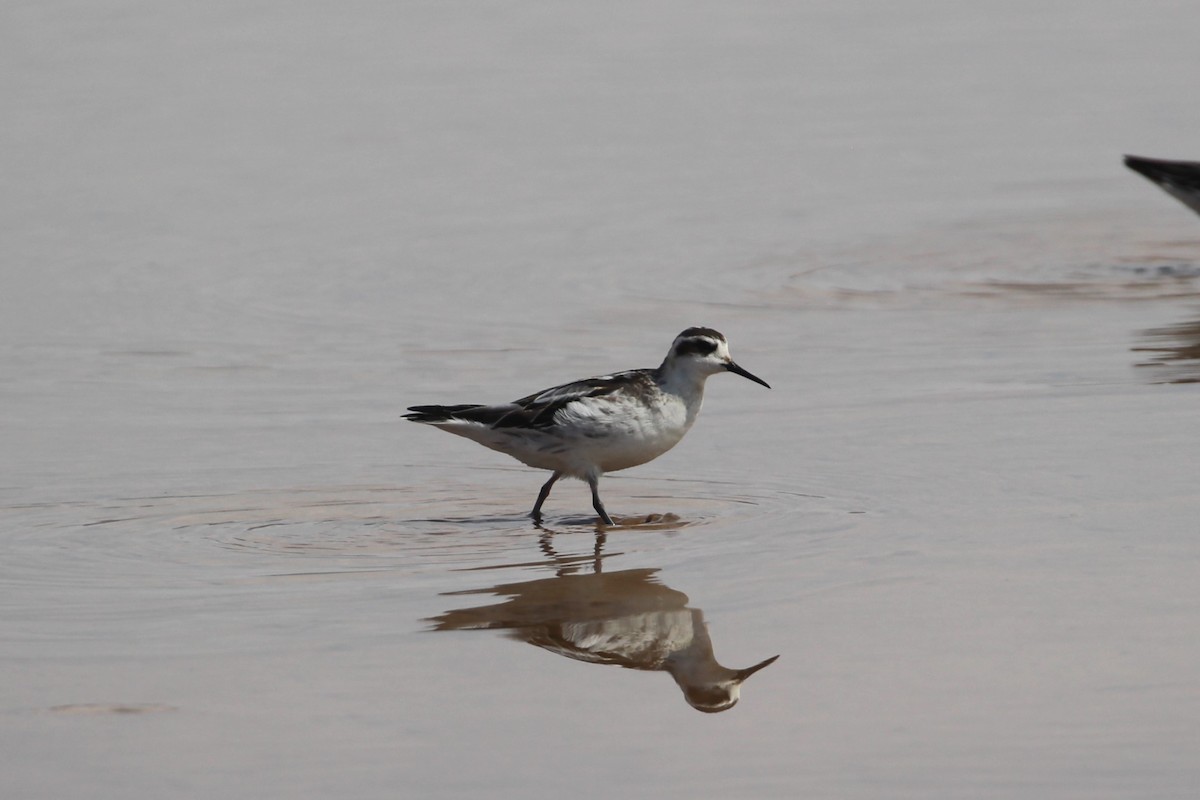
[405,369,657,429]
[496,370,655,428]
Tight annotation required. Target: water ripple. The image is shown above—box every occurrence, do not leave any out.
[768,213,1200,310]
[0,473,823,591]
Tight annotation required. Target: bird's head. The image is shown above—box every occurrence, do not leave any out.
[664,327,770,388]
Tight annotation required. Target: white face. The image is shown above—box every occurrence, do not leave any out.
[669,331,770,388]
[670,334,731,375]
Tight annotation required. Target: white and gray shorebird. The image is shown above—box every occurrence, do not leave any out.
[404,327,770,525]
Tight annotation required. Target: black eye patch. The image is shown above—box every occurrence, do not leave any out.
[675,337,718,357]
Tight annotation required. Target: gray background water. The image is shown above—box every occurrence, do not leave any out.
[3,2,1199,798]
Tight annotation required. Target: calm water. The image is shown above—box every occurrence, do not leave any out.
[3,2,1200,798]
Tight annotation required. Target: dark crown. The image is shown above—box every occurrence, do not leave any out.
[677,326,725,342]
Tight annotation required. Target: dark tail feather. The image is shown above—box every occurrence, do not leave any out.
[403,404,481,423]
[1124,155,1200,217]
[1125,154,1200,195]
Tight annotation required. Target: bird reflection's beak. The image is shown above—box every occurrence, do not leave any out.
[734,654,780,681]
[725,361,771,389]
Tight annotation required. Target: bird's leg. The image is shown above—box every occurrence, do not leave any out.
[592,530,607,572]
[587,474,615,526]
[531,471,562,522]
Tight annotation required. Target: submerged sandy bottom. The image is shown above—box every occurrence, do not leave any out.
[3,2,1200,798]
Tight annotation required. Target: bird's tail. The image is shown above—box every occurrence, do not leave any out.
[403,404,481,423]
[1125,154,1200,189]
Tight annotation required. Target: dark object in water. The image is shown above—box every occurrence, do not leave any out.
[1124,154,1200,217]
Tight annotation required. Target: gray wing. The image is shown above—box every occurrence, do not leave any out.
[406,369,656,429]
[502,370,655,428]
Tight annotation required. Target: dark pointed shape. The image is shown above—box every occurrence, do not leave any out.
[734,653,780,681]
[725,361,771,389]
[1124,154,1200,217]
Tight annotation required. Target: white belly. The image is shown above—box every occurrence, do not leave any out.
[475,392,697,477]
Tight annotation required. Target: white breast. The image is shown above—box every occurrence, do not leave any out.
[557,391,696,473]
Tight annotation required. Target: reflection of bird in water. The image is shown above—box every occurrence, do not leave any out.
[1133,314,1200,384]
[429,568,778,713]
[1124,155,1200,217]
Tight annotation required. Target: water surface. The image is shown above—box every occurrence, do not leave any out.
[3,2,1200,798]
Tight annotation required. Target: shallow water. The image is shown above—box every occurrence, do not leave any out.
[3,1,1200,798]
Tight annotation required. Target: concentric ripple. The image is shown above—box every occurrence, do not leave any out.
[0,470,829,592]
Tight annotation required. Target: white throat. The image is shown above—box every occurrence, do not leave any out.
[656,359,712,416]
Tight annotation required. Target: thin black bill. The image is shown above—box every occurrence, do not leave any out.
[725,361,771,389]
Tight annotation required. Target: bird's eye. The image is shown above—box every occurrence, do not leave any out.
[676,338,718,357]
